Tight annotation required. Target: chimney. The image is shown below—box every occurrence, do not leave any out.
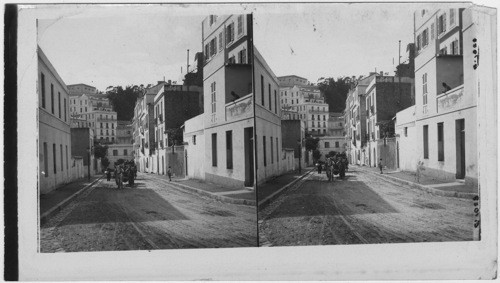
[380,71,383,76]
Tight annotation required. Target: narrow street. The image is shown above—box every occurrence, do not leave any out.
[259,168,475,246]
[40,173,257,252]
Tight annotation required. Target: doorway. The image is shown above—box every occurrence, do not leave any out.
[455,119,465,179]
[244,127,254,187]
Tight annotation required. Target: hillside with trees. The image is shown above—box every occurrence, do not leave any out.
[106,85,145,121]
[317,76,356,113]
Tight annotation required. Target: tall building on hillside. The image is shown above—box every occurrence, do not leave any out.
[279,77,329,136]
[38,47,73,194]
[68,84,117,143]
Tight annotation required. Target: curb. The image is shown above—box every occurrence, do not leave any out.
[167,181,256,207]
[356,166,477,199]
[257,168,314,209]
[40,176,103,225]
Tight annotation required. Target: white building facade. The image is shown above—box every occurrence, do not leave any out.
[395,6,485,186]
[38,47,73,194]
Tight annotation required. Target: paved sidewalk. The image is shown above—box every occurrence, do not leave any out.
[257,167,315,208]
[355,165,478,198]
[40,175,103,223]
[145,173,256,206]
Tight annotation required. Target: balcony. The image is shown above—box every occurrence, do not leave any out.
[225,93,253,122]
[436,84,465,113]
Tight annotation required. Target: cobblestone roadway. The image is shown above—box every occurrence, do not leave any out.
[259,168,475,246]
[41,174,257,252]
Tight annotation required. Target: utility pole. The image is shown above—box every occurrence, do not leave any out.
[187,49,190,73]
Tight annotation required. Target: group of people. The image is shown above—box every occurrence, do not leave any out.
[316,153,349,181]
[105,160,137,189]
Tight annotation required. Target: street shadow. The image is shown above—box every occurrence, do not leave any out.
[264,180,398,219]
[44,181,189,228]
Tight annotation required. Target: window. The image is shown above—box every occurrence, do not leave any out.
[43,142,48,177]
[438,13,447,35]
[124,149,128,156]
[192,135,196,145]
[226,23,234,44]
[422,28,429,47]
[404,127,408,137]
[237,15,243,35]
[226,131,233,169]
[417,34,422,51]
[335,141,339,148]
[113,150,118,156]
[211,82,216,122]
[51,84,54,114]
[263,136,267,166]
[431,23,435,40]
[238,49,246,64]
[423,125,429,159]
[451,40,459,55]
[437,122,444,161]
[212,133,217,166]
[64,98,67,122]
[218,32,223,51]
[268,84,272,111]
[325,142,330,148]
[205,44,210,61]
[53,143,57,174]
[58,92,61,118]
[66,145,68,170]
[228,55,236,64]
[261,75,265,106]
[450,9,455,26]
[274,90,277,114]
[422,73,428,105]
[41,73,46,108]
[209,15,216,25]
[60,144,63,171]
[210,37,217,56]
[270,137,274,164]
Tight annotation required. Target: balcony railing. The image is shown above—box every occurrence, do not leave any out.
[436,84,464,113]
[225,93,253,122]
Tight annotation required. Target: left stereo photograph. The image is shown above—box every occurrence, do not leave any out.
[37,9,259,252]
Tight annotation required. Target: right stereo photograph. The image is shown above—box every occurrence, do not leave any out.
[254,3,494,247]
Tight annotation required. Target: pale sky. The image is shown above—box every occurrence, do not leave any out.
[37,3,460,91]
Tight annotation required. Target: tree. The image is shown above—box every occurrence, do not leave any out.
[305,133,319,152]
[106,85,144,121]
[317,76,356,113]
[93,143,108,159]
[101,157,110,168]
[165,128,183,147]
[312,150,322,162]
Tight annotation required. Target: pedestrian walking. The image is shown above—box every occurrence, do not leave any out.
[106,168,111,181]
[167,166,172,181]
[378,158,383,174]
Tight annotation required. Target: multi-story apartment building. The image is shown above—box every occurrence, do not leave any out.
[152,84,203,176]
[344,74,375,165]
[38,47,73,194]
[279,78,329,136]
[68,84,117,143]
[133,83,161,172]
[184,14,282,188]
[396,6,493,187]
[278,75,310,87]
[364,75,413,168]
[315,112,345,161]
[107,121,134,166]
